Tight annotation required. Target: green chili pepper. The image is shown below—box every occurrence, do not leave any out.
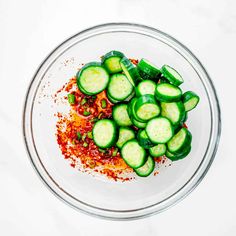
[101,99,107,109]
[83,142,88,147]
[77,132,81,140]
[83,111,91,116]
[68,94,75,104]
[98,148,106,153]
[82,133,87,141]
[81,98,87,105]
[112,148,118,156]
[98,112,103,119]
[87,131,93,139]
[90,117,98,123]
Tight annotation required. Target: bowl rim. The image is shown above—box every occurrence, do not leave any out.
[22,22,221,220]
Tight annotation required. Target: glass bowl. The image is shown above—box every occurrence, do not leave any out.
[23,23,221,220]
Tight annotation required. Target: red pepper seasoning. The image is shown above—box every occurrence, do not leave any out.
[129,58,139,65]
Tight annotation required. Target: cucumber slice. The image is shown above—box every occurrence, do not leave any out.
[131,118,147,129]
[77,62,109,95]
[78,82,93,95]
[161,101,185,126]
[173,111,188,133]
[127,98,144,122]
[134,156,155,177]
[92,119,117,148]
[137,58,161,80]
[112,104,132,127]
[102,50,124,73]
[126,98,146,129]
[173,124,182,134]
[149,144,166,157]
[135,80,156,97]
[146,117,174,144]
[127,98,136,118]
[108,73,134,101]
[116,127,135,148]
[124,91,135,102]
[155,83,182,102]
[183,112,188,123]
[121,139,147,168]
[135,95,160,122]
[159,76,170,84]
[120,57,140,86]
[107,92,120,104]
[161,65,184,86]
[166,145,191,161]
[182,91,200,112]
[137,130,154,149]
[167,128,192,154]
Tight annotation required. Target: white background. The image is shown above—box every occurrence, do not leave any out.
[0,0,235,235]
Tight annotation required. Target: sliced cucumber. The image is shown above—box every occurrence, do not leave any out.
[124,91,135,102]
[112,104,132,126]
[135,80,156,97]
[107,92,120,104]
[161,101,185,126]
[173,124,182,134]
[149,144,166,157]
[121,139,147,168]
[92,119,117,148]
[137,130,154,149]
[134,95,160,122]
[166,145,191,161]
[127,98,144,122]
[77,62,109,95]
[78,82,93,95]
[161,65,184,86]
[146,117,173,144]
[137,58,161,80]
[120,57,140,86]
[167,128,192,154]
[116,127,135,148]
[183,112,188,123]
[173,111,188,133]
[134,156,155,177]
[102,50,124,73]
[107,73,134,101]
[127,98,136,118]
[131,118,147,129]
[155,83,182,102]
[182,91,200,112]
[159,76,170,84]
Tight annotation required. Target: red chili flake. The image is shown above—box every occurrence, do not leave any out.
[155,156,163,163]
[70,163,76,168]
[129,58,139,65]
[132,126,139,131]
